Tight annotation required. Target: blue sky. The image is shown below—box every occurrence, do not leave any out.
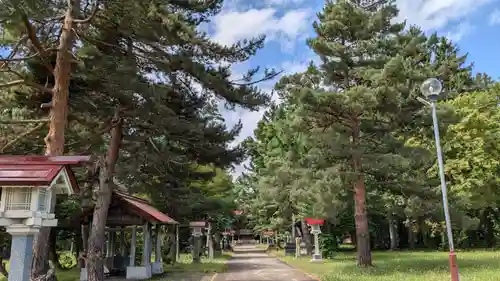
[205,0,500,177]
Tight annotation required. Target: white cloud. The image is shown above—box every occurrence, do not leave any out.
[446,22,473,42]
[226,0,496,179]
[266,0,307,6]
[212,8,312,47]
[396,0,493,33]
[489,9,500,25]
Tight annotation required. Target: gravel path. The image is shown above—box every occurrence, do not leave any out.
[214,245,317,281]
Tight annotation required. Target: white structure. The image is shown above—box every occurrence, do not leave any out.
[304,218,324,262]
[190,221,205,237]
[189,221,205,263]
[0,166,74,229]
[0,155,90,281]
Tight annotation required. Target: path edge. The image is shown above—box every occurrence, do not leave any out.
[270,253,322,281]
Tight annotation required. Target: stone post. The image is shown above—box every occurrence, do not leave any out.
[129,226,136,266]
[313,232,321,260]
[310,226,322,262]
[192,236,201,263]
[295,237,300,259]
[6,226,39,281]
[207,222,214,259]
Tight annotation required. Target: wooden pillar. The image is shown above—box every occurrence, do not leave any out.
[120,228,126,256]
[110,231,116,256]
[155,225,162,263]
[143,223,150,265]
[106,232,111,257]
[80,224,89,268]
[175,224,180,262]
[130,226,136,266]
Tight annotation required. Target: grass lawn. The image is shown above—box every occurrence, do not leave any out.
[0,266,80,281]
[163,253,232,274]
[279,250,500,281]
[0,253,231,281]
[255,244,269,250]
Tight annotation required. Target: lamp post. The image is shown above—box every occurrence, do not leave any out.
[420,78,460,281]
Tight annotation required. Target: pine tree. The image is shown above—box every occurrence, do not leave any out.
[300,0,406,266]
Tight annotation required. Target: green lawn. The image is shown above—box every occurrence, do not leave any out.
[279,250,500,281]
[0,266,80,281]
[0,253,231,281]
[163,253,231,274]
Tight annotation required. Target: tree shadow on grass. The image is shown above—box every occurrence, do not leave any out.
[337,252,500,276]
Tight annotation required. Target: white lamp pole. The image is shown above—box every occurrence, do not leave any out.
[420,78,459,281]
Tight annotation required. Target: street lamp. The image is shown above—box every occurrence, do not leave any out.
[420,78,460,281]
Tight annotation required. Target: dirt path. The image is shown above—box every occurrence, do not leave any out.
[214,245,317,281]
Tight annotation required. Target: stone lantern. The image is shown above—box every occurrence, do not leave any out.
[189,221,206,263]
[304,218,324,262]
[0,155,90,281]
[190,221,205,237]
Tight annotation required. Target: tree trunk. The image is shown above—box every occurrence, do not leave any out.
[388,213,398,250]
[300,220,313,255]
[407,219,415,249]
[0,257,8,278]
[78,224,88,268]
[352,124,372,266]
[31,1,79,280]
[86,108,123,281]
[50,230,62,269]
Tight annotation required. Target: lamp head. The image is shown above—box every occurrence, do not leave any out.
[420,78,442,100]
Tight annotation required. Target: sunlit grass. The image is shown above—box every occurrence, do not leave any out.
[280,250,500,281]
[0,253,231,281]
[164,253,231,274]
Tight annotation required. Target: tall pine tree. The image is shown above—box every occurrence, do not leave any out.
[301,0,405,266]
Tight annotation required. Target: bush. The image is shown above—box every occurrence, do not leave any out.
[320,233,338,259]
[58,251,77,269]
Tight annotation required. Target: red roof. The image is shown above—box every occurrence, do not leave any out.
[115,192,178,224]
[0,155,89,191]
[304,218,325,225]
[0,165,63,186]
[0,155,91,165]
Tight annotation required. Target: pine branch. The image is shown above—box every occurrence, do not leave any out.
[0,119,50,124]
[74,0,101,23]
[20,13,54,74]
[0,122,46,153]
[230,70,283,86]
[0,48,58,63]
[0,36,28,69]
[0,79,53,93]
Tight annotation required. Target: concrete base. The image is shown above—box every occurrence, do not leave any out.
[79,267,110,281]
[126,265,152,280]
[151,261,164,275]
[80,268,88,281]
[311,254,323,262]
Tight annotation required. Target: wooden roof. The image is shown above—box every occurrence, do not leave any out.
[0,155,90,192]
[77,191,178,226]
[115,191,178,224]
